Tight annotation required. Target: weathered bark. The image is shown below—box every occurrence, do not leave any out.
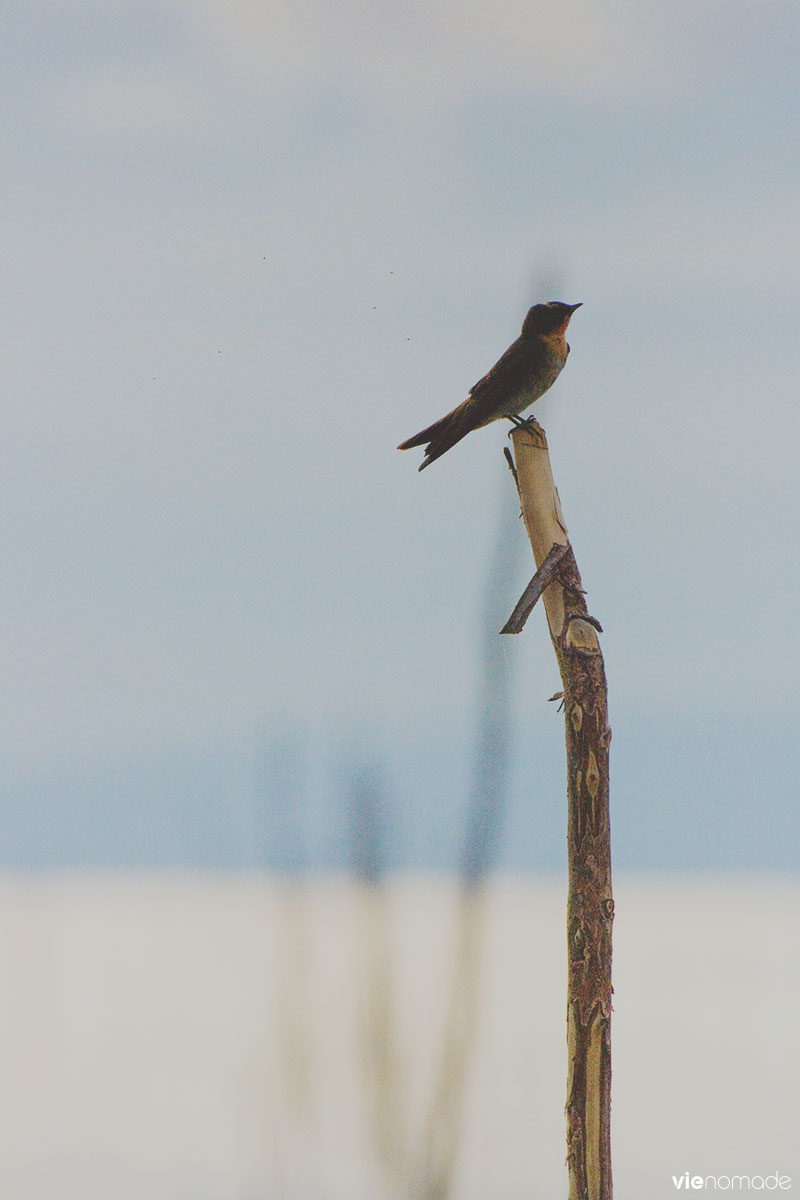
[505,422,614,1200]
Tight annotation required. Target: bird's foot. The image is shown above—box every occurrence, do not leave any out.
[505,414,543,436]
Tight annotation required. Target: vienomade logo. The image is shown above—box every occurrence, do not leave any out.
[672,1173,791,1191]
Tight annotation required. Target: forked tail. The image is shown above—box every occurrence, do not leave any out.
[397,403,474,470]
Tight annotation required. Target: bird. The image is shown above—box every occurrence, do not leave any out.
[397,301,582,470]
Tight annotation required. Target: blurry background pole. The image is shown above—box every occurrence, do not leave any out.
[417,487,520,1200]
[503,423,614,1200]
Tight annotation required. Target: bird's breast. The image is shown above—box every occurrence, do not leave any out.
[539,329,570,361]
[523,340,568,399]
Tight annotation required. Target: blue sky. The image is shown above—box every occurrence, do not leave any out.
[2,1,799,868]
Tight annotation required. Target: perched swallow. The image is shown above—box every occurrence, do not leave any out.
[398,301,582,470]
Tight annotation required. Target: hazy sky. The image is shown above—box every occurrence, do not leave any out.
[2,1,798,867]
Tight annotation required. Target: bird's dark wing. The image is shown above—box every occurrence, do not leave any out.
[468,333,539,411]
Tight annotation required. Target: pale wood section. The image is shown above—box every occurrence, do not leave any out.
[508,423,569,642]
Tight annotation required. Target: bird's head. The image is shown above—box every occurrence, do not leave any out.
[522,301,582,338]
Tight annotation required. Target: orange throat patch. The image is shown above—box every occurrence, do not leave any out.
[540,327,569,357]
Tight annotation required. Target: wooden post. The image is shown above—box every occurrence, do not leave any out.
[503,422,614,1200]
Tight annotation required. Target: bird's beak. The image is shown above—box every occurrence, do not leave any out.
[568,302,583,312]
